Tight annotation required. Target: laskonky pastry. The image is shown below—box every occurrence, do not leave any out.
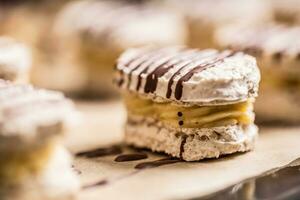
[54,0,187,97]
[0,80,79,200]
[215,23,300,124]
[115,47,260,161]
[165,0,272,49]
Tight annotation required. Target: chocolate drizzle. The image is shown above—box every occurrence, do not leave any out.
[134,157,180,170]
[83,179,109,189]
[179,135,188,160]
[125,50,162,89]
[174,51,235,100]
[114,153,148,162]
[76,146,122,158]
[143,50,193,93]
[166,61,191,99]
[135,51,171,91]
[116,48,238,99]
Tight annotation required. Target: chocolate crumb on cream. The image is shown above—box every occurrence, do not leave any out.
[115,47,260,161]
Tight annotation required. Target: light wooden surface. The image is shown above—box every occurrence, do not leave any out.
[66,100,300,200]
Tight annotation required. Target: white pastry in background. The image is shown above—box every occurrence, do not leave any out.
[115,47,260,161]
[53,0,187,97]
[0,80,80,200]
[164,0,272,49]
[0,37,31,83]
[215,23,300,124]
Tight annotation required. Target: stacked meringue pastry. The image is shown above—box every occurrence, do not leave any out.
[115,47,260,161]
[0,36,79,200]
[0,80,80,200]
[215,23,300,124]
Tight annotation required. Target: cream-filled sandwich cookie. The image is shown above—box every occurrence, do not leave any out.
[0,80,79,199]
[115,47,260,161]
[53,0,187,97]
[165,0,272,49]
[0,37,31,83]
[215,23,300,124]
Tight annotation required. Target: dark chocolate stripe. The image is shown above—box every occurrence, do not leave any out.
[166,51,218,98]
[135,51,171,91]
[144,50,198,94]
[174,51,235,100]
[125,51,157,89]
[166,61,192,99]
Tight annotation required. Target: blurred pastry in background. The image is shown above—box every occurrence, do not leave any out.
[165,0,272,49]
[0,37,31,83]
[115,47,260,161]
[0,0,84,94]
[215,23,300,124]
[0,80,79,200]
[53,0,187,97]
[270,0,300,24]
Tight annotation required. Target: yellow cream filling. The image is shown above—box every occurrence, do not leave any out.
[0,140,57,184]
[125,94,254,128]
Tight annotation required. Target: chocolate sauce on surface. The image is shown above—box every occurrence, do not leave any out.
[192,164,300,200]
[134,157,181,170]
[76,146,122,158]
[83,179,109,189]
[114,153,148,162]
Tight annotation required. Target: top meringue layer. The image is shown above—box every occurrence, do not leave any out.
[215,23,300,61]
[0,80,78,142]
[115,47,260,105]
[54,0,187,49]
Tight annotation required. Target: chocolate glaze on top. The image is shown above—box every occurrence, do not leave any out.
[174,51,235,100]
[143,49,202,94]
[116,48,238,100]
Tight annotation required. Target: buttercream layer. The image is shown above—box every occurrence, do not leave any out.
[0,146,79,200]
[125,93,254,129]
[0,138,58,184]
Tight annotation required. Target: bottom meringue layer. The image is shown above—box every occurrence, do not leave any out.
[124,93,254,128]
[126,116,257,161]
